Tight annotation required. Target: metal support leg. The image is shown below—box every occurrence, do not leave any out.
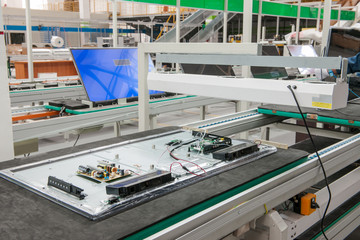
[112,0,118,47]
[64,132,70,142]
[261,26,266,41]
[200,106,206,120]
[321,0,332,53]
[265,127,270,141]
[176,0,180,72]
[316,3,321,31]
[79,0,91,46]
[114,121,121,137]
[25,0,34,81]
[0,0,15,161]
[223,0,228,43]
[295,0,301,45]
[257,0,262,43]
[138,45,150,131]
[150,115,157,130]
[240,3,252,139]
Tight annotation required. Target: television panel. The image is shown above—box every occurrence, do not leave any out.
[181,64,235,76]
[327,27,360,58]
[251,45,288,79]
[71,48,161,102]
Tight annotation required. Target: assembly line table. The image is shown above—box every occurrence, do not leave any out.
[0,126,309,240]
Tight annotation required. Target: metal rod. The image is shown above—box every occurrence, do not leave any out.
[296,0,301,44]
[262,26,266,41]
[112,0,117,47]
[321,0,332,53]
[257,0,262,42]
[316,2,321,31]
[0,0,15,161]
[138,45,150,131]
[176,0,180,72]
[25,0,34,81]
[223,0,228,43]
[176,0,180,43]
[337,4,341,26]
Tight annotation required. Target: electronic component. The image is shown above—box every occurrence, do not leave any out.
[292,192,319,215]
[76,163,131,183]
[107,196,119,205]
[47,176,86,200]
[165,139,182,146]
[106,170,173,197]
[212,141,259,161]
[190,132,232,154]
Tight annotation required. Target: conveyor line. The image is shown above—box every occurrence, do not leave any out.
[258,101,360,128]
[12,96,226,141]
[184,109,287,136]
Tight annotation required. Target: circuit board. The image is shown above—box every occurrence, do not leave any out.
[76,162,132,183]
[189,132,232,154]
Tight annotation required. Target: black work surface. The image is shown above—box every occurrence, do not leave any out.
[0,127,308,240]
[259,100,360,121]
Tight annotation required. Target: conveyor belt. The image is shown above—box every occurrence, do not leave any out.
[44,95,197,114]
[0,127,308,240]
[258,99,360,127]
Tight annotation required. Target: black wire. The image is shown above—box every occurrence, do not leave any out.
[287,85,332,240]
[73,134,80,147]
[59,106,66,117]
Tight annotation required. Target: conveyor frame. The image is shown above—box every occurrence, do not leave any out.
[130,132,360,240]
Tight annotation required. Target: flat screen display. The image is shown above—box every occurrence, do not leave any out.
[251,45,288,79]
[181,64,235,76]
[71,48,162,102]
[327,27,360,58]
[287,45,318,75]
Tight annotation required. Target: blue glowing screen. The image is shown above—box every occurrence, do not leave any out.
[71,48,161,102]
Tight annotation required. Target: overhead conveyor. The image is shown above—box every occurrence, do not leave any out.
[156,10,216,42]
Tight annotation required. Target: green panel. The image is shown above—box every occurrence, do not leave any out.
[122,0,176,6]
[258,108,360,128]
[257,108,305,119]
[340,10,356,21]
[123,0,355,20]
[181,0,205,9]
[205,0,224,10]
[125,156,309,240]
[228,0,243,12]
[262,2,297,17]
[253,0,259,14]
[181,0,223,10]
[300,6,318,19]
[317,116,360,127]
[331,9,339,20]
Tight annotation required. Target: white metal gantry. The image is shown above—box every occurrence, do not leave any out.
[0,0,15,161]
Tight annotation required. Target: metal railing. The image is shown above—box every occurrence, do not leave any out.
[45,2,196,16]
